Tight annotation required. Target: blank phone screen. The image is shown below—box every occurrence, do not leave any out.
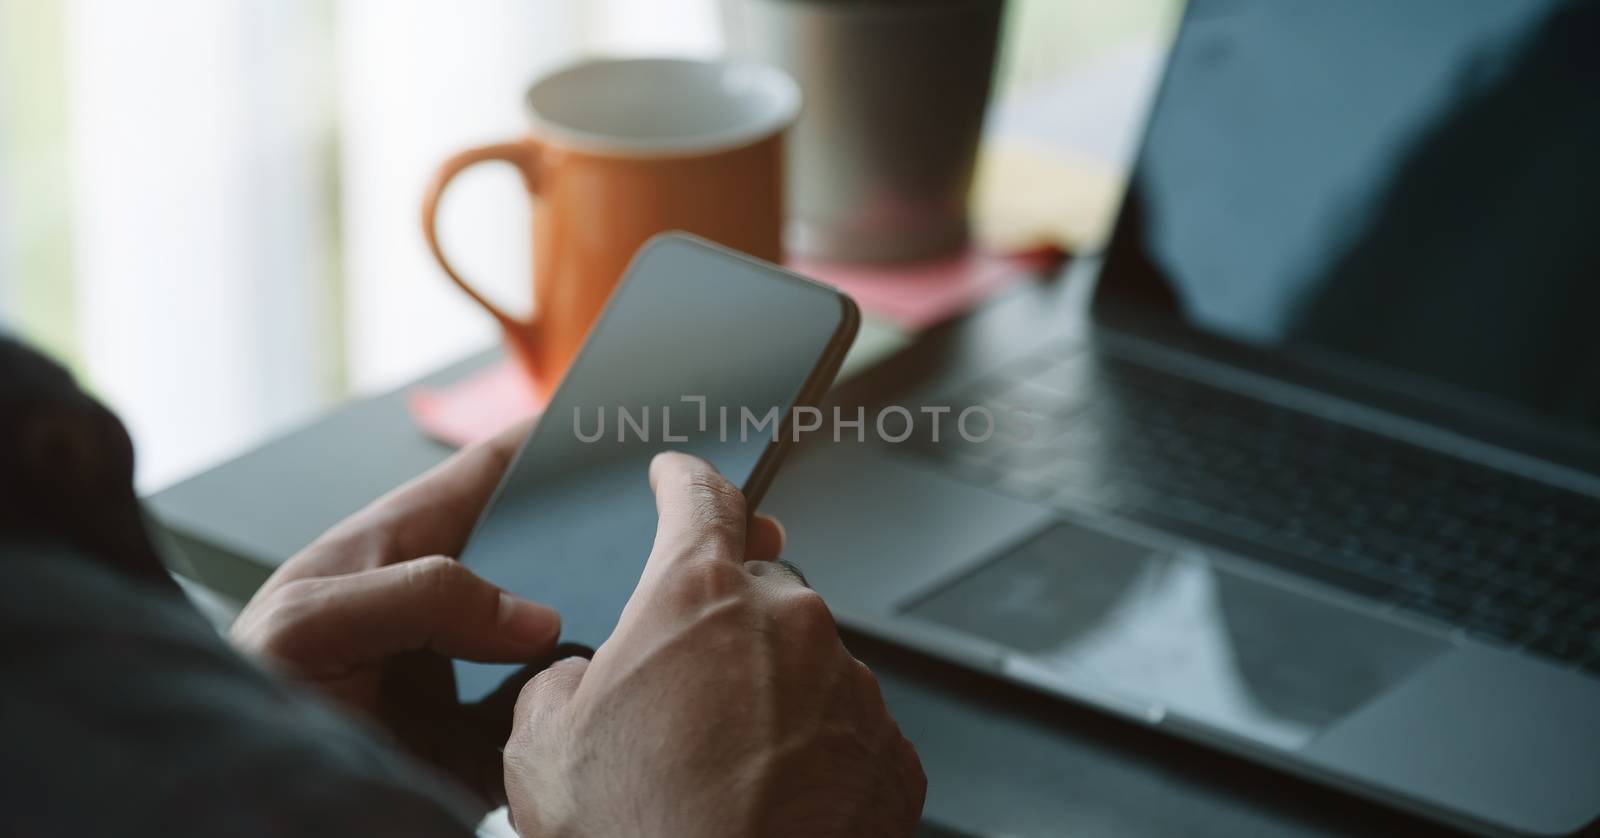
[453,236,851,702]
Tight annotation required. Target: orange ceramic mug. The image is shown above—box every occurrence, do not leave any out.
[422,58,800,400]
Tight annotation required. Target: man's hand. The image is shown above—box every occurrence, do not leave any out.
[504,453,927,838]
[230,421,561,806]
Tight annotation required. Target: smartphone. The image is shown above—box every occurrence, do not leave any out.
[453,233,859,702]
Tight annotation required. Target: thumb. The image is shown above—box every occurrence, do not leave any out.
[646,452,748,570]
[260,555,561,668]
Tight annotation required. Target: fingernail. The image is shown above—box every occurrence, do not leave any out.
[497,592,560,645]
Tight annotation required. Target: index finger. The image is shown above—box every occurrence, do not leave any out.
[646,452,748,568]
[378,417,535,556]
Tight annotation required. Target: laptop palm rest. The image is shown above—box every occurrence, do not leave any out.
[769,444,1600,831]
[903,522,1450,751]
[1303,645,1600,835]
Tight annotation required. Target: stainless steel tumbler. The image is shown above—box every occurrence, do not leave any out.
[722,0,1004,263]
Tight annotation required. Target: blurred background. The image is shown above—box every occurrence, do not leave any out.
[0,0,1177,490]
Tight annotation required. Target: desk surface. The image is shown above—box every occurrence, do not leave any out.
[151,341,1459,838]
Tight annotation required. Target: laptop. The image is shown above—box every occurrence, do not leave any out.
[764,0,1600,834]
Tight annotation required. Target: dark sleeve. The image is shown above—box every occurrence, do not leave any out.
[0,333,171,586]
[0,541,483,837]
[0,335,480,836]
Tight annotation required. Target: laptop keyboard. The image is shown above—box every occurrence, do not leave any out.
[905,345,1600,673]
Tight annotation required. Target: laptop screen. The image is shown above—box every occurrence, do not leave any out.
[1094,0,1600,438]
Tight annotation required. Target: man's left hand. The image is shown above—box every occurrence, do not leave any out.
[230,420,557,808]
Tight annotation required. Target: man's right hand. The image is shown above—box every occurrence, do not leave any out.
[503,452,926,837]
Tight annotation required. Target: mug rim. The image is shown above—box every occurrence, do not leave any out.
[525,57,801,158]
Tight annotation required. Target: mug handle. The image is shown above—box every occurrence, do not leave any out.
[421,139,544,383]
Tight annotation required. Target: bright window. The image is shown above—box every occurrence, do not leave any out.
[0,0,1175,490]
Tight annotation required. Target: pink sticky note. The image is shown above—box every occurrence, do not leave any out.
[785,247,1061,331]
[407,360,544,448]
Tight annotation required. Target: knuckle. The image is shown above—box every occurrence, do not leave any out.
[276,576,330,615]
[521,668,560,713]
[678,468,742,507]
[695,594,759,633]
[246,579,327,655]
[512,670,557,727]
[672,557,749,604]
[775,587,837,639]
[523,665,565,701]
[677,470,747,529]
[407,555,469,604]
[513,659,586,726]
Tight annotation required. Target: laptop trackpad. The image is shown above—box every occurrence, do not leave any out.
[903,521,1450,750]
